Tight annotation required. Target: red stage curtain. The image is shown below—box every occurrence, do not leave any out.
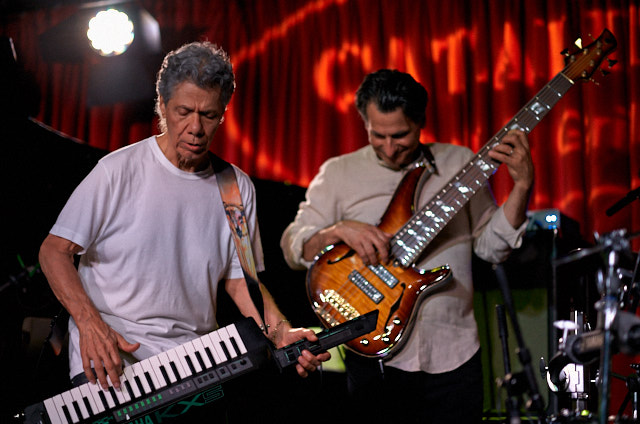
[2,0,640,416]
[3,0,638,243]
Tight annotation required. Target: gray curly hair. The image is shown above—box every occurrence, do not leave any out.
[155,41,235,132]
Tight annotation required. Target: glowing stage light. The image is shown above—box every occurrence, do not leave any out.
[87,9,134,56]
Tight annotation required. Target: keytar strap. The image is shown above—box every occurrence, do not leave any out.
[209,153,266,331]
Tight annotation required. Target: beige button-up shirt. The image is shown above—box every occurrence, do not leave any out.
[281,143,526,373]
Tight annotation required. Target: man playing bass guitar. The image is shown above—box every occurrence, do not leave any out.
[280,69,534,423]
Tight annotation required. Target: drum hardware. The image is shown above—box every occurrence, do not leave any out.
[615,249,640,313]
[596,230,638,424]
[545,229,640,423]
[612,364,640,422]
[541,312,596,420]
[493,264,547,424]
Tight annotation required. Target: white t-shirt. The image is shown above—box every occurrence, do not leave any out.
[50,136,264,378]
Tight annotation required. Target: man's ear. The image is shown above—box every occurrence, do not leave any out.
[158,96,166,117]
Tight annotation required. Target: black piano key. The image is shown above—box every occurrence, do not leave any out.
[219,342,232,362]
[97,388,109,411]
[169,362,182,381]
[230,338,242,357]
[81,383,102,415]
[185,355,197,375]
[144,371,156,392]
[227,324,248,354]
[123,365,142,399]
[134,375,146,395]
[83,397,95,416]
[195,351,207,370]
[74,388,92,419]
[219,329,238,358]
[159,366,171,386]
[170,347,190,378]
[128,363,150,395]
[107,387,121,406]
[72,401,83,421]
[124,380,136,399]
[24,317,272,424]
[204,347,216,366]
[61,404,73,423]
[147,357,168,388]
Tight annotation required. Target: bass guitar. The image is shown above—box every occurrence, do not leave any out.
[307,28,617,358]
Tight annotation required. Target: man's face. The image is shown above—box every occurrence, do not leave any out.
[158,81,225,172]
[365,103,422,170]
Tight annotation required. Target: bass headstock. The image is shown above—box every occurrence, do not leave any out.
[561,28,617,83]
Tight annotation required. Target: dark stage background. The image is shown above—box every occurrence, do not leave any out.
[2,0,640,421]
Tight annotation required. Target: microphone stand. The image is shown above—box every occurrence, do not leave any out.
[496,304,524,423]
[494,263,547,423]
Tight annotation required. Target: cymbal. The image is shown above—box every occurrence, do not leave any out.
[553,230,640,267]
[553,245,605,266]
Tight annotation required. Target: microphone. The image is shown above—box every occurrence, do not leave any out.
[562,311,640,362]
[606,186,640,216]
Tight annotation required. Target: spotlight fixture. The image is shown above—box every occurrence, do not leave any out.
[38,3,162,105]
[87,8,134,56]
[38,4,161,62]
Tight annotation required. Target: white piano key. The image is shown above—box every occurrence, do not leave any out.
[87,382,107,413]
[208,331,230,363]
[124,364,143,398]
[43,397,65,424]
[201,332,225,364]
[166,347,188,379]
[107,375,128,405]
[79,384,100,416]
[172,344,193,377]
[99,385,116,409]
[226,323,248,354]
[60,391,79,423]
[32,319,261,424]
[144,357,166,389]
[118,374,133,403]
[184,341,204,373]
[69,387,90,420]
[217,327,238,357]
[131,362,152,394]
[157,352,178,383]
[191,337,213,369]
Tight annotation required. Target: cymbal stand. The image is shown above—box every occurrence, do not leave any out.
[595,229,629,424]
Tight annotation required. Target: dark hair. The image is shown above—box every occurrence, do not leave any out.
[355,69,428,128]
[155,41,235,131]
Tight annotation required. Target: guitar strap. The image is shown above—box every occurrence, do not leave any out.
[209,143,434,334]
[209,153,266,332]
[419,142,438,175]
